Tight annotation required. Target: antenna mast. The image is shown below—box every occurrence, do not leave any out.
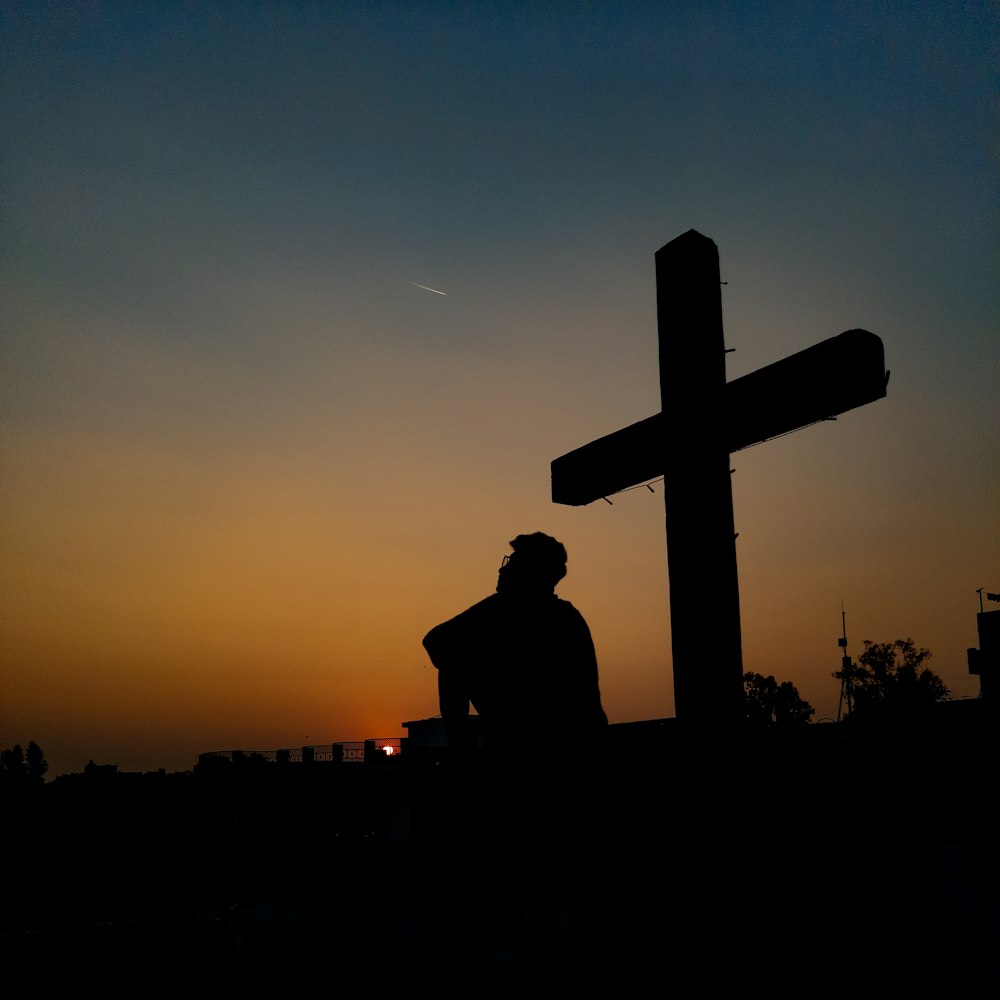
[837,601,854,721]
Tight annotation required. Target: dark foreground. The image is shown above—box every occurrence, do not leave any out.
[5,710,998,993]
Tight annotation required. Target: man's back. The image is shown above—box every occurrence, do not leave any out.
[423,590,607,748]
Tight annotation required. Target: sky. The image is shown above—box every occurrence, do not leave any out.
[2,2,997,778]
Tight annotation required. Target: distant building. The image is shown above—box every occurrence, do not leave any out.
[968,608,1000,705]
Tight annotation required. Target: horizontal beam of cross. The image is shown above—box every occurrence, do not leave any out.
[552,328,887,506]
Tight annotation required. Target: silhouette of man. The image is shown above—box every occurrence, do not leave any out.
[418,534,612,985]
[422,532,608,755]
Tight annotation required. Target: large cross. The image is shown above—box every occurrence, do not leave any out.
[551,230,888,728]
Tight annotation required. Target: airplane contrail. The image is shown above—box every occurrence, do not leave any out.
[406,281,447,296]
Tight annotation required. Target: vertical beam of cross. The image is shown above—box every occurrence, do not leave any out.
[656,230,744,727]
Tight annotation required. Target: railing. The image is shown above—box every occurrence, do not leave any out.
[199,738,403,767]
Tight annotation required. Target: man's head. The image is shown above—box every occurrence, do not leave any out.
[496,532,568,595]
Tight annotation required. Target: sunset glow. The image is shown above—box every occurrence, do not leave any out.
[2,4,996,777]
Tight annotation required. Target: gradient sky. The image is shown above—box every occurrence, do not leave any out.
[3,3,997,777]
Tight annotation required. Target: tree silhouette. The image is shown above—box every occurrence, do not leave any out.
[744,673,815,728]
[835,638,948,718]
[1,742,48,786]
[25,741,48,785]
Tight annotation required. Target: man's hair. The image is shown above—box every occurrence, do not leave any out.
[509,532,568,585]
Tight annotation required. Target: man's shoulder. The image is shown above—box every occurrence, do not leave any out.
[553,595,585,616]
[550,596,592,630]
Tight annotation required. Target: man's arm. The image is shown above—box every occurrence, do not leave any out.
[437,668,472,751]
